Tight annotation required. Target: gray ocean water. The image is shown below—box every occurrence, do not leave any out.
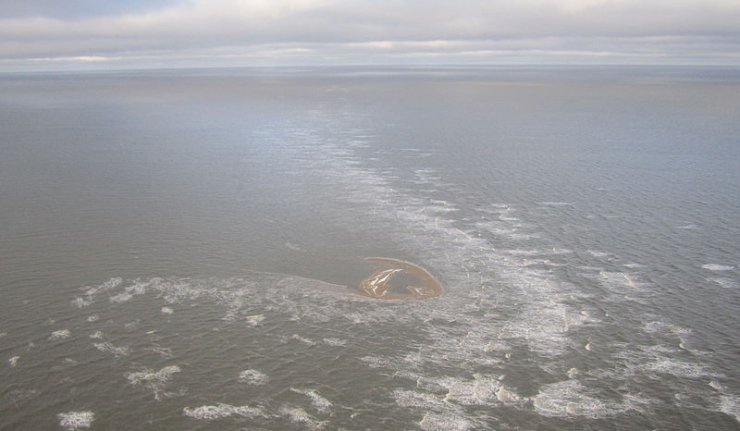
[1,67,739,430]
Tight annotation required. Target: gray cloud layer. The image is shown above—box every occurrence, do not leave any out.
[1,0,739,70]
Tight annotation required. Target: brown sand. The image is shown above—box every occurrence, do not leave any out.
[357,257,443,300]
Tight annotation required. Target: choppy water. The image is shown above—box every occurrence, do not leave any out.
[1,67,740,430]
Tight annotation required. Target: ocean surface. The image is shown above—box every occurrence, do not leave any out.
[1,66,739,430]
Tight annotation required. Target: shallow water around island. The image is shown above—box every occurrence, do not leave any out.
[1,67,740,430]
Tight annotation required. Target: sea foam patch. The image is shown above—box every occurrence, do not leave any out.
[126,365,181,400]
[183,403,266,420]
[279,406,326,430]
[238,369,269,385]
[57,411,94,430]
[719,394,740,423]
[291,388,332,413]
[93,342,130,357]
[49,329,71,340]
[532,380,640,418]
[709,277,738,289]
[420,412,476,431]
[702,264,735,271]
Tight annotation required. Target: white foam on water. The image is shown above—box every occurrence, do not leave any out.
[291,388,332,414]
[539,201,572,207]
[49,329,71,340]
[83,277,122,296]
[719,395,740,423]
[587,250,610,258]
[0,332,7,338]
[394,390,449,410]
[72,297,93,308]
[709,380,725,391]
[126,365,181,400]
[709,277,739,289]
[238,369,269,385]
[161,306,174,314]
[597,271,644,292]
[419,412,475,431]
[144,345,174,358]
[322,337,347,346]
[289,334,316,346]
[86,314,99,322]
[124,280,148,295]
[503,249,546,256]
[702,264,735,271]
[641,359,719,379]
[57,411,94,430]
[359,355,393,369]
[89,331,103,339]
[9,356,19,367]
[533,380,640,419]
[244,314,265,326]
[439,374,505,406]
[677,224,698,230]
[109,292,133,304]
[183,403,266,420]
[552,248,573,255]
[279,406,326,430]
[644,321,691,336]
[93,342,130,357]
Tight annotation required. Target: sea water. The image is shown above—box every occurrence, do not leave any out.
[1,67,739,429]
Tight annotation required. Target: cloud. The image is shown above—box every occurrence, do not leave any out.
[1,0,739,69]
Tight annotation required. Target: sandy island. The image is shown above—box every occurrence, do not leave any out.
[357,257,442,300]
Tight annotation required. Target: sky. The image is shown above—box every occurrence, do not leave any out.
[1,0,740,71]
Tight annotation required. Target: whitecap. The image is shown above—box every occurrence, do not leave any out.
[183,403,266,420]
[9,356,19,367]
[533,380,637,418]
[279,406,326,430]
[322,337,346,347]
[238,369,269,385]
[702,264,735,271]
[291,388,332,413]
[642,359,718,378]
[420,412,475,431]
[57,411,94,430]
[49,329,71,340]
[126,365,181,400]
[709,277,738,289]
[539,201,572,207]
[719,394,740,423]
[394,390,447,410]
[83,277,122,296]
[72,297,93,308]
[109,292,133,304]
[244,314,265,326]
[289,334,316,346]
[94,342,129,357]
[161,306,174,315]
[439,374,503,406]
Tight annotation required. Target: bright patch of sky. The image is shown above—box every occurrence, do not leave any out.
[1,0,739,70]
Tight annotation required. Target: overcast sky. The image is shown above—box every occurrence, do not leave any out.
[2,0,740,71]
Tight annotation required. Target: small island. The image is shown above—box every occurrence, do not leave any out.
[358,257,443,300]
